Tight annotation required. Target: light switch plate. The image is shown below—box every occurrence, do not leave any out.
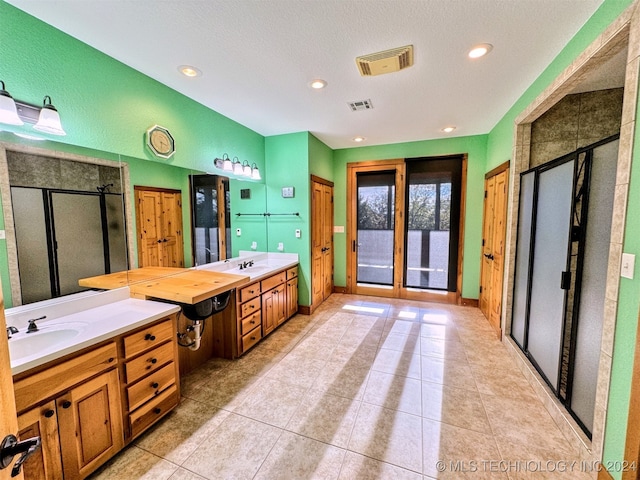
[0,230,5,240]
[282,187,295,198]
[236,228,241,236]
[295,229,301,238]
[333,226,345,233]
[621,253,635,279]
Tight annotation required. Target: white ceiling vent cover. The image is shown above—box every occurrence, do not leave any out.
[348,99,373,112]
[356,45,414,76]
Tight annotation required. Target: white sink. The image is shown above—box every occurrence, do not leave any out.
[8,323,86,361]
[226,265,275,277]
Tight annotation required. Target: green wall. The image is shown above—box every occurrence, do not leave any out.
[333,135,488,299]
[265,133,311,305]
[309,133,335,181]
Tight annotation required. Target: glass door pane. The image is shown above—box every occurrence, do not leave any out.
[404,158,462,291]
[192,175,220,265]
[526,159,575,391]
[356,172,395,286]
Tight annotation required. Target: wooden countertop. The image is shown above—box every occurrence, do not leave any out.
[79,267,250,304]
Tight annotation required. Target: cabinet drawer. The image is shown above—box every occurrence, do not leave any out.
[240,296,261,318]
[286,267,298,279]
[241,311,261,336]
[239,282,261,303]
[242,326,262,352]
[14,342,118,413]
[125,341,174,384]
[127,363,176,412]
[129,384,179,439]
[261,271,286,291]
[123,318,173,359]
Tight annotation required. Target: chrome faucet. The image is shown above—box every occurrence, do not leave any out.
[6,326,18,339]
[26,316,46,333]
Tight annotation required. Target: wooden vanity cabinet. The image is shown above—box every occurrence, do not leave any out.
[13,313,180,480]
[14,343,123,480]
[121,315,180,441]
[235,266,298,356]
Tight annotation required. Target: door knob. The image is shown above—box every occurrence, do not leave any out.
[0,434,41,478]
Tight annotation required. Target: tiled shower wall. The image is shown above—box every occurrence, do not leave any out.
[530,87,623,168]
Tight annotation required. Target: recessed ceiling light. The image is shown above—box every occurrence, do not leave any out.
[178,65,202,77]
[353,136,366,142]
[468,43,493,59]
[310,79,327,89]
[441,126,456,133]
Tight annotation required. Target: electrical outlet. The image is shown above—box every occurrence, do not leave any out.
[277,242,284,251]
[621,253,635,279]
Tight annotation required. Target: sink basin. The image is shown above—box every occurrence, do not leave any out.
[226,265,274,277]
[8,323,86,361]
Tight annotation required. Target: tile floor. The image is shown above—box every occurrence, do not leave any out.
[90,294,592,480]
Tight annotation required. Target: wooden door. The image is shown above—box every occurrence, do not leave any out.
[479,162,509,336]
[135,187,184,268]
[480,176,495,318]
[311,176,334,309]
[57,370,123,480]
[17,402,63,480]
[0,278,23,480]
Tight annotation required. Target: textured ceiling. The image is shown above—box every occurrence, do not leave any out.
[7,0,607,149]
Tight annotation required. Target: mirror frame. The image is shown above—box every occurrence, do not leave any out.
[0,142,135,306]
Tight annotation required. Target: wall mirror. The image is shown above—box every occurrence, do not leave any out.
[0,138,267,308]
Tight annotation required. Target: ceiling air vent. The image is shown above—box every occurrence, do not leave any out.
[356,45,414,76]
[348,99,373,112]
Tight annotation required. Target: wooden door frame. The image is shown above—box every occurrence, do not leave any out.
[346,156,467,303]
[623,308,640,480]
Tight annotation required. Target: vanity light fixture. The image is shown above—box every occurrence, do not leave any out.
[441,126,456,133]
[251,163,261,180]
[0,81,66,135]
[309,79,327,89]
[178,65,202,77]
[232,157,244,175]
[468,43,493,59]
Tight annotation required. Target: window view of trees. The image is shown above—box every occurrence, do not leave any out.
[408,182,451,231]
[358,185,395,229]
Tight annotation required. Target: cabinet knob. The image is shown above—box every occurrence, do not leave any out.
[250,336,256,340]
[249,304,255,309]
[61,401,71,409]
[250,320,255,324]
[44,410,55,418]
[153,408,162,415]
[151,382,159,389]
[149,358,158,364]
[249,290,254,294]
[145,333,156,341]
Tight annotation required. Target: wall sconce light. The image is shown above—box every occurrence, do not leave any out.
[251,163,261,180]
[221,154,233,172]
[242,160,252,177]
[0,81,66,136]
[232,157,244,175]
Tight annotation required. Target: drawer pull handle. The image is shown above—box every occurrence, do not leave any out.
[151,382,159,389]
[250,320,255,324]
[249,305,255,309]
[108,357,115,363]
[145,334,156,341]
[250,336,256,340]
[44,410,55,418]
[249,290,254,294]
[149,358,158,364]
[154,408,161,415]
[61,401,71,409]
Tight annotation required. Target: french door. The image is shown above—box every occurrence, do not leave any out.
[347,156,465,302]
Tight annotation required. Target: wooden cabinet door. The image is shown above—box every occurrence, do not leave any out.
[135,188,184,268]
[57,370,123,480]
[262,291,276,336]
[286,276,299,319]
[17,402,63,480]
[273,284,287,327]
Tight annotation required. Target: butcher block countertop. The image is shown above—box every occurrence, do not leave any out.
[128,269,250,304]
[79,267,250,304]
